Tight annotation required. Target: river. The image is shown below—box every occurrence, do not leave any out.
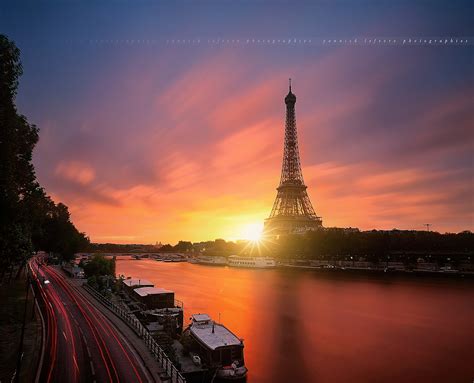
[116,258,474,383]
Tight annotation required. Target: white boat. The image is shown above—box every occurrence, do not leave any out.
[228,255,276,268]
[182,314,247,380]
[156,253,186,262]
[193,255,228,266]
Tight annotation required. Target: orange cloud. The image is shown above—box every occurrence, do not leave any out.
[55,161,95,185]
[31,46,473,243]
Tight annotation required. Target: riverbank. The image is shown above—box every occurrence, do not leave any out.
[86,252,474,280]
[279,264,474,279]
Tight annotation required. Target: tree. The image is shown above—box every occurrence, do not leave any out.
[41,203,89,261]
[83,255,115,278]
[0,35,89,273]
[174,241,193,252]
[0,34,39,270]
[159,244,174,252]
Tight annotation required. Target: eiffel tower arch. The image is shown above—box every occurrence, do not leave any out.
[264,80,323,236]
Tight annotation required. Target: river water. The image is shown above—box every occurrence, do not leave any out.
[116,258,474,383]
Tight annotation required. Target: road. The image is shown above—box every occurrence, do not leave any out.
[30,258,154,383]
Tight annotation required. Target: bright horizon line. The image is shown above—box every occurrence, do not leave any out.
[89,226,472,246]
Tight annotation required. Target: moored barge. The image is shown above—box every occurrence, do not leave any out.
[181,314,247,380]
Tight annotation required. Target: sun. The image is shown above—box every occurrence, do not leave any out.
[240,222,264,242]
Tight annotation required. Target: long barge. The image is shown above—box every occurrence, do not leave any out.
[182,314,247,380]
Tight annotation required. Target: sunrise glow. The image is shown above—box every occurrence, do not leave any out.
[239,222,264,242]
[2,3,473,383]
[4,3,471,244]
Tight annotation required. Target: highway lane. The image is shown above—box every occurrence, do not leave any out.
[30,259,88,382]
[30,258,154,383]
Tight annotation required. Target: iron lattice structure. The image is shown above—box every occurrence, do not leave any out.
[264,80,322,235]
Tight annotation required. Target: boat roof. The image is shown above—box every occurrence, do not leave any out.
[122,278,154,287]
[191,313,211,322]
[190,317,242,350]
[134,287,173,296]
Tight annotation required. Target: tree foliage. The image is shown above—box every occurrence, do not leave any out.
[83,254,115,278]
[0,35,89,270]
[272,228,473,262]
[84,229,473,265]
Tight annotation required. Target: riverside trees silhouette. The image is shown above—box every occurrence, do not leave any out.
[87,229,472,267]
[0,35,89,278]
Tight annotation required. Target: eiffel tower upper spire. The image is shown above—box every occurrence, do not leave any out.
[264,80,323,235]
[285,78,296,104]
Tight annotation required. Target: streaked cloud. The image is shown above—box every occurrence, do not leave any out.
[9,9,471,243]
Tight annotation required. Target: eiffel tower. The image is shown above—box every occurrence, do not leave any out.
[264,80,323,236]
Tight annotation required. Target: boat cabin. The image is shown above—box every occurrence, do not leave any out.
[122,278,154,294]
[133,286,175,310]
[185,314,244,368]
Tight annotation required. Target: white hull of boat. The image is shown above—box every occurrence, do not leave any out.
[228,256,276,268]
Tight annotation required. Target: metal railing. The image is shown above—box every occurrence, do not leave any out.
[83,284,186,383]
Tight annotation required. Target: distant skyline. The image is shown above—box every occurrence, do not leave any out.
[2,1,473,243]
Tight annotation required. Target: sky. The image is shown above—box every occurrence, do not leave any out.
[1,1,473,243]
